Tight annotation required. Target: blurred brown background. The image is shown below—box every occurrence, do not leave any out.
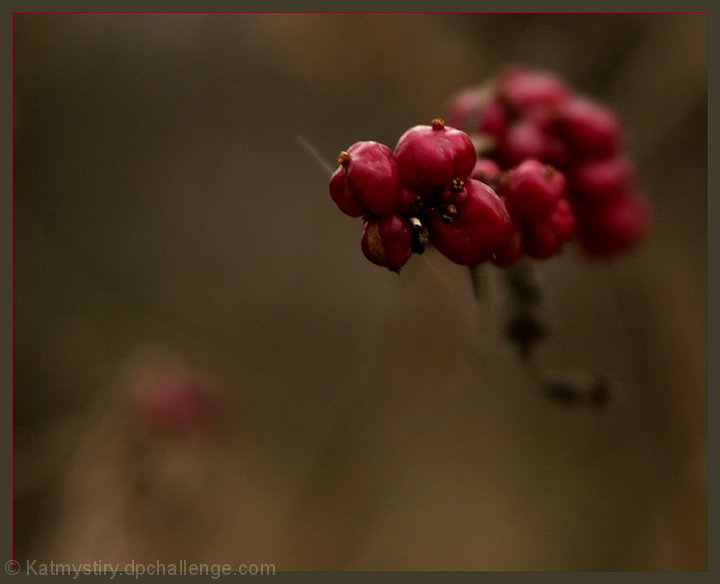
[13,13,707,571]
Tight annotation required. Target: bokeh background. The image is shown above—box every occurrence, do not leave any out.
[13,13,707,571]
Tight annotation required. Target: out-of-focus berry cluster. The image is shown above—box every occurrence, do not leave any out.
[329,67,650,273]
[446,66,651,257]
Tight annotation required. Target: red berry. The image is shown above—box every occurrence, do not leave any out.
[395,119,477,192]
[470,158,501,184]
[497,117,572,169]
[397,185,423,217]
[574,194,650,256]
[361,213,413,273]
[497,159,566,222]
[329,141,400,217]
[497,67,570,112]
[478,97,509,137]
[556,96,621,159]
[445,86,486,131]
[522,199,576,259]
[131,364,218,436]
[547,199,577,242]
[568,155,636,204]
[495,118,549,167]
[491,221,524,267]
[329,163,365,217]
[427,178,512,266]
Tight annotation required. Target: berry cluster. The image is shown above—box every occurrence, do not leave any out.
[325,67,650,405]
[445,66,650,257]
[329,67,650,273]
[491,158,576,266]
[329,119,578,272]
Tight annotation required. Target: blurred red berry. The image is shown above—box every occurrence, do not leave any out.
[491,221,524,267]
[496,118,549,167]
[444,86,486,130]
[132,365,218,436]
[555,96,621,159]
[478,97,509,137]
[568,154,636,203]
[522,198,576,259]
[574,194,651,256]
[497,159,566,222]
[470,158,501,184]
[497,67,571,112]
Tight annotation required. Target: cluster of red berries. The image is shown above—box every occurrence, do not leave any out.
[445,66,651,257]
[330,119,576,272]
[329,67,650,273]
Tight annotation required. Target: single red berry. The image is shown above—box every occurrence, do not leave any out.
[547,198,577,242]
[131,364,218,436]
[397,185,424,217]
[478,97,509,137]
[573,194,650,256]
[568,154,636,204]
[395,119,477,192]
[497,67,570,112]
[491,221,524,267]
[470,158,501,184]
[329,141,400,217]
[329,161,365,217]
[495,118,549,167]
[444,86,486,131]
[427,178,513,266]
[522,198,576,259]
[496,117,572,169]
[555,96,621,159]
[361,213,413,273]
[497,159,566,222]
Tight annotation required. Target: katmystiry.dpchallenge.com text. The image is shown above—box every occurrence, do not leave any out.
[5,559,276,578]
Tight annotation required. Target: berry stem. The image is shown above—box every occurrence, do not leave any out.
[502,258,547,362]
[542,374,610,406]
[468,264,484,300]
[296,133,336,176]
[497,258,611,407]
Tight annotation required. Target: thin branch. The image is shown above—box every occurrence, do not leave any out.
[296,133,335,177]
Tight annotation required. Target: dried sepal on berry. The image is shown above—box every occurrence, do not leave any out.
[360,213,413,273]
